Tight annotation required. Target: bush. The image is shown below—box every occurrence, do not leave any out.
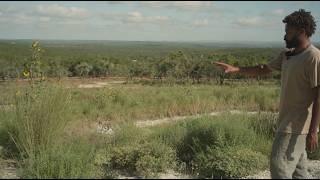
[107,141,176,178]
[193,146,268,178]
[73,62,93,77]
[175,115,259,166]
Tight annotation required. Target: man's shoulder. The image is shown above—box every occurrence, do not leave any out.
[309,45,320,57]
[304,45,320,64]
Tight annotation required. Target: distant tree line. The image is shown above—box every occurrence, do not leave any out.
[0,42,283,83]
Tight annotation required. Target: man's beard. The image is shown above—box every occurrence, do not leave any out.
[285,35,300,49]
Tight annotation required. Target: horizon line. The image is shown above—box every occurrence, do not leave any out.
[1,38,319,45]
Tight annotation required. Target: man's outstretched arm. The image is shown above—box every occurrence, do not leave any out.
[213,62,273,77]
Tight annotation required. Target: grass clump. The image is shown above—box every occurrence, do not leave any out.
[193,146,268,178]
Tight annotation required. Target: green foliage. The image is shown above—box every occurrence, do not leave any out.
[90,59,113,77]
[8,83,72,160]
[173,115,267,167]
[0,40,290,178]
[0,110,20,158]
[248,112,278,140]
[45,60,69,78]
[0,41,99,178]
[106,141,176,178]
[73,62,93,77]
[0,40,283,81]
[20,139,97,179]
[193,146,268,178]
[102,113,275,178]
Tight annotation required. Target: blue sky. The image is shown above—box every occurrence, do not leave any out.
[0,1,320,42]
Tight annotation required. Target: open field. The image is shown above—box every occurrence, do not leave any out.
[0,40,320,178]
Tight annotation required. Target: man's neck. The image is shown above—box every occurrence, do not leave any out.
[293,39,311,54]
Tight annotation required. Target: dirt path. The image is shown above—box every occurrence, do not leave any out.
[117,160,320,179]
[77,80,126,88]
[135,110,264,128]
[0,159,18,179]
[244,159,320,179]
[97,110,273,134]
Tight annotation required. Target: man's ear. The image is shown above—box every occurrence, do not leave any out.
[299,28,307,37]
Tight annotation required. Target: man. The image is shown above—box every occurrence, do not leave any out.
[214,9,320,179]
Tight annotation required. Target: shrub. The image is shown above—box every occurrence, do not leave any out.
[175,116,259,166]
[107,141,176,178]
[192,146,268,178]
[73,62,93,77]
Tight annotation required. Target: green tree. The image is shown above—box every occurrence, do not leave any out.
[74,62,93,77]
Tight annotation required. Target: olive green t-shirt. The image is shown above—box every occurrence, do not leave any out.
[267,44,320,134]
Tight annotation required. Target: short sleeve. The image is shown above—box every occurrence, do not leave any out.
[267,50,286,71]
[306,56,320,88]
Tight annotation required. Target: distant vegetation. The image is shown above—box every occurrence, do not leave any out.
[0,40,285,83]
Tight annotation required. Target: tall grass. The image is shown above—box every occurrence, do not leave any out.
[9,83,72,159]
[71,83,280,124]
[1,81,280,124]
[1,83,99,178]
[20,138,97,179]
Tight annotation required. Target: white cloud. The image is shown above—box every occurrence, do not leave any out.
[126,11,143,23]
[140,1,163,8]
[0,6,19,14]
[8,14,35,25]
[193,19,209,27]
[35,4,90,19]
[126,12,169,24]
[39,17,51,22]
[172,1,212,10]
[271,9,285,16]
[234,17,263,27]
[102,11,170,25]
[233,16,280,29]
[140,1,213,11]
[0,4,91,26]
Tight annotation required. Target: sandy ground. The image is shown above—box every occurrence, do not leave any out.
[96,110,273,134]
[77,80,126,88]
[2,160,320,179]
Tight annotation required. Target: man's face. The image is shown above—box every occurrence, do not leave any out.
[284,24,302,49]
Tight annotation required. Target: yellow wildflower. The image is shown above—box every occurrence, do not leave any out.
[23,71,30,77]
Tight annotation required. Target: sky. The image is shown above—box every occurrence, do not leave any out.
[0,1,320,42]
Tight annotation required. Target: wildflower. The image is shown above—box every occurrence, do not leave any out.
[23,71,30,77]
